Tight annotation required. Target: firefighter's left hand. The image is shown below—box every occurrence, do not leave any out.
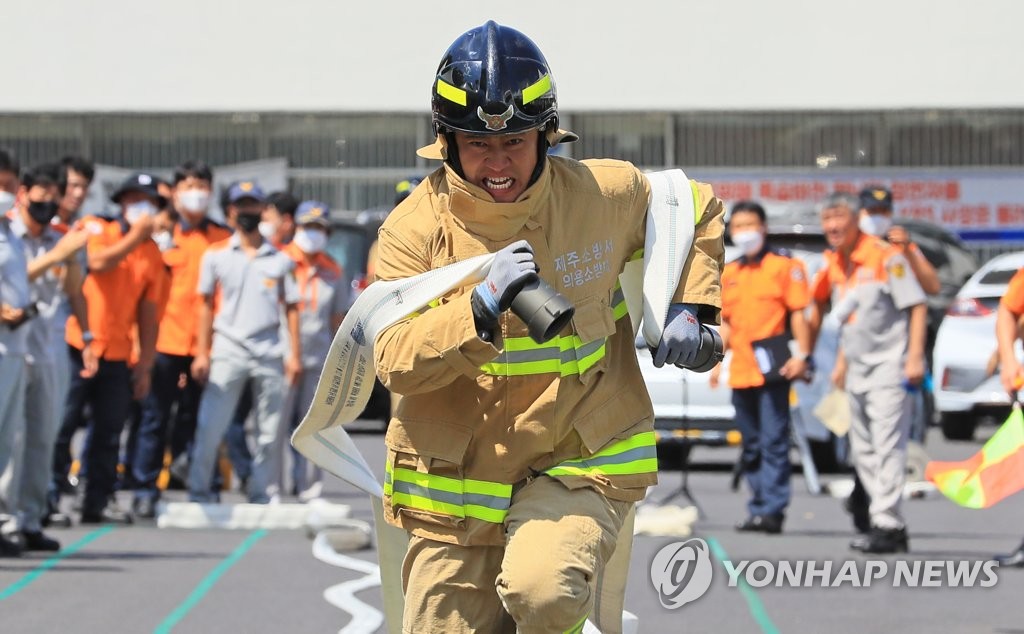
[654,303,701,368]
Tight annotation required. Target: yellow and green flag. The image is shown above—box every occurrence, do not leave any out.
[925,406,1024,509]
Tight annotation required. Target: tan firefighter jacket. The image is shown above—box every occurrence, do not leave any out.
[374,153,725,546]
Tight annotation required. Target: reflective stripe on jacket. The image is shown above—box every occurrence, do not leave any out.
[385,431,658,525]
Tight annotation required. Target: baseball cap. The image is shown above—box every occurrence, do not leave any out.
[111,172,167,207]
[295,200,331,227]
[859,185,893,211]
[227,181,267,204]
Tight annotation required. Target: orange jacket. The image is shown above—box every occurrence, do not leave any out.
[1002,268,1024,317]
[155,220,232,357]
[721,248,809,388]
[66,217,167,361]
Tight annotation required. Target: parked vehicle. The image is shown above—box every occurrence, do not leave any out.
[932,251,1024,440]
[641,218,972,471]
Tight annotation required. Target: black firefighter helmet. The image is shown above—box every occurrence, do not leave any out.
[431,21,559,137]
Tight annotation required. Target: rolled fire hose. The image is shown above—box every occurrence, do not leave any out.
[292,169,697,634]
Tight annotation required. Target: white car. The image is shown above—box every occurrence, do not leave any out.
[638,237,847,469]
[932,251,1024,440]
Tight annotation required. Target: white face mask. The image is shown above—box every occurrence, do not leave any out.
[125,200,158,224]
[731,229,765,256]
[0,191,15,212]
[258,221,276,240]
[294,227,327,254]
[858,213,893,237]
[153,230,174,252]
[177,189,210,215]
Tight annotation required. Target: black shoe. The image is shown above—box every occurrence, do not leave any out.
[132,497,157,520]
[735,514,784,534]
[994,543,1024,568]
[843,496,871,535]
[21,530,61,552]
[43,512,73,528]
[0,531,24,557]
[81,502,134,525]
[850,527,909,554]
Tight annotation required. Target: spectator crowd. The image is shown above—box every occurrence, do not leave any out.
[0,152,349,556]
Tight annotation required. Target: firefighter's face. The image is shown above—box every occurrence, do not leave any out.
[454,131,539,203]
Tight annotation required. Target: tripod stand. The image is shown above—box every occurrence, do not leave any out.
[650,429,705,518]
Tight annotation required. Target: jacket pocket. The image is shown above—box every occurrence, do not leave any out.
[569,295,617,383]
[384,420,473,529]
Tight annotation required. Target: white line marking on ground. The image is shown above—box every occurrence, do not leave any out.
[311,532,384,634]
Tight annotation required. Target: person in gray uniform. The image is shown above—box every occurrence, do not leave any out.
[1,164,92,550]
[810,192,927,554]
[279,201,349,499]
[188,181,301,504]
[0,179,30,556]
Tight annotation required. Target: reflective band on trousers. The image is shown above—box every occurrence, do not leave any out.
[384,461,513,524]
[385,432,657,524]
[480,287,628,377]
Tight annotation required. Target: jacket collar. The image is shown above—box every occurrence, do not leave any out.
[283,241,341,276]
[228,232,276,256]
[838,231,876,267]
[443,161,550,241]
[738,244,771,265]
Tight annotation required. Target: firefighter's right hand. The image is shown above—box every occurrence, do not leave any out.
[475,240,539,316]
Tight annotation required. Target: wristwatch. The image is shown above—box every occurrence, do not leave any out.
[82,330,95,344]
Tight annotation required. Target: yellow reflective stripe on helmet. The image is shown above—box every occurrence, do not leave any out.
[691,179,703,225]
[544,431,659,477]
[522,74,552,105]
[385,462,512,524]
[437,79,467,106]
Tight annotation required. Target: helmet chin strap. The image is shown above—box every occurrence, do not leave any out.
[527,130,548,187]
[442,130,465,179]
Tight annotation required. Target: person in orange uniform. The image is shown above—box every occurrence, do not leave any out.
[57,173,167,525]
[280,201,348,499]
[129,161,230,519]
[711,201,811,534]
[994,267,1024,568]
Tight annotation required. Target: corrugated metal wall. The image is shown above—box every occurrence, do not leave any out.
[2,109,1023,257]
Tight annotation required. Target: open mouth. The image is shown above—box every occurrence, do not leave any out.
[483,176,514,191]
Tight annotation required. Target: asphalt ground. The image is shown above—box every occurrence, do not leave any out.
[1,422,1022,634]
